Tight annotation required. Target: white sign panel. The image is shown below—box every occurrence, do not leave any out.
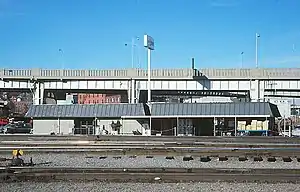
[144,34,154,50]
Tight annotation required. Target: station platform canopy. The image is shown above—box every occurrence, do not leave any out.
[150,102,281,118]
[25,102,281,119]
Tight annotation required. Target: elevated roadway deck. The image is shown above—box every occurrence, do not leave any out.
[1,68,300,80]
[1,67,300,103]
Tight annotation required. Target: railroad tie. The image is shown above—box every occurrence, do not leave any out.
[267,157,276,162]
[146,155,154,159]
[113,156,122,159]
[282,157,292,162]
[129,155,137,158]
[238,156,248,161]
[200,156,211,162]
[297,158,300,162]
[218,156,228,161]
[183,156,194,161]
[165,156,175,160]
[99,156,107,159]
[253,156,263,162]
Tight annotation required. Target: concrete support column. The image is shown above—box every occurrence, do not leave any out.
[32,82,44,105]
[40,82,44,104]
[259,80,265,101]
[136,81,140,103]
[131,79,135,103]
[33,82,40,105]
[127,80,131,103]
[250,80,261,102]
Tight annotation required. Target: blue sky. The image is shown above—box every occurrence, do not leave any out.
[0,0,300,69]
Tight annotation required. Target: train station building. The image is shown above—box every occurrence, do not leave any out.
[25,102,280,136]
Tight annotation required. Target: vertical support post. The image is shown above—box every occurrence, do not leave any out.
[58,117,61,134]
[149,116,152,136]
[94,116,97,135]
[213,117,216,136]
[265,116,268,136]
[283,115,286,136]
[289,121,292,137]
[40,82,44,104]
[256,80,260,102]
[234,117,237,136]
[127,88,131,103]
[131,79,135,103]
[33,82,40,105]
[176,117,179,136]
[147,48,151,103]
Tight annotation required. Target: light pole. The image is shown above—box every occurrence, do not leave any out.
[125,36,140,68]
[241,52,244,68]
[58,49,64,69]
[255,33,260,68]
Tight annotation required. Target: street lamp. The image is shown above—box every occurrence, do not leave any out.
[125,36,140,68]
[255,33,260,68]
[241,52,244,68]
[58,49,65,69]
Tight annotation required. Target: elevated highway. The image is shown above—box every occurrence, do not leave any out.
[1,68,300,104]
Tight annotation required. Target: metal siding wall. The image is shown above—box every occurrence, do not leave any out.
[228,103,234,116]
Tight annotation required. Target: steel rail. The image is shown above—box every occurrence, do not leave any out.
[1,167,299,183]
[1,141,300,148]
[1,135,300,144]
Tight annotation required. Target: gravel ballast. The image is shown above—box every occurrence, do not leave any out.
[1,182,300,192]
[1,153,300,169]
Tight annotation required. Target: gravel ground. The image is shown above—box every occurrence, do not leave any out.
[1,153,300,169]
[1,182,300,192]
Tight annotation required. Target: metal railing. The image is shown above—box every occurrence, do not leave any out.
[1,68,300,79]
[0,68,200,79]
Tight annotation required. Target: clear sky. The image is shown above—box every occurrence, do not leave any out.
[0,0,300,69]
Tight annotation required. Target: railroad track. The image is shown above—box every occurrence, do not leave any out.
[1,167,299,183]
[1,140,300,148]
[1,136,299,158]
[0,147,300,157]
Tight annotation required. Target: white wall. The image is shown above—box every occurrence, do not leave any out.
[269,99,291,117]
[33,119,74,135]
[97,119,144,135]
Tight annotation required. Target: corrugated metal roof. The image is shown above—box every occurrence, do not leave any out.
[151,102,281,117]
[25,103,146,118]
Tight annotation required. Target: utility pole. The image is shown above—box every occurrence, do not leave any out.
[125,36,140,68]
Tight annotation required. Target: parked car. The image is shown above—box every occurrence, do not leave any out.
[2,123,33,134]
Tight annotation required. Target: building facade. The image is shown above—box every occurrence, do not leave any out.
[25,102,280,136]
